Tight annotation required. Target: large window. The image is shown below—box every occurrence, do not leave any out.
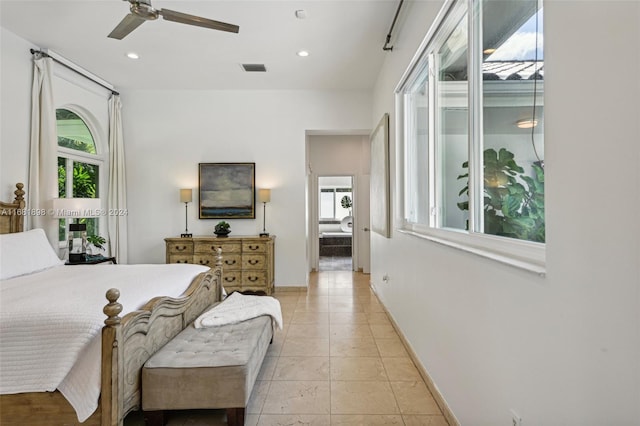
[398,0,545,272]
[57,108,103,243]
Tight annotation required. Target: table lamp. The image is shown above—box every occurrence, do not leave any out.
[258,189,271,237]
[52,197,101,262]
[180,188,193,238]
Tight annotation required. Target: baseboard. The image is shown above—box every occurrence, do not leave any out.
[372,286,460,426]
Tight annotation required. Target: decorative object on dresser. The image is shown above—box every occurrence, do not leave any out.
[52,197,102,262]
[180,188,193,238]
[258,188,271,237]
[165,235,275,295]
[199,162,256,219]
[214,220,231,237]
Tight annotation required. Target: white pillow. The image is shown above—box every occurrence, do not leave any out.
[0,228,64,280]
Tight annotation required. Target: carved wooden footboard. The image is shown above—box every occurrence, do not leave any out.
[101,254,223,426]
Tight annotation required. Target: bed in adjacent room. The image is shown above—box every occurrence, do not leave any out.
[0,183,224,426]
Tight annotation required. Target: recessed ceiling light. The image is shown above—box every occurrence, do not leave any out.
[297,50,310,57]
[126,52,139,59]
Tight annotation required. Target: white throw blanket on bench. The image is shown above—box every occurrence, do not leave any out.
[194,292,283,330]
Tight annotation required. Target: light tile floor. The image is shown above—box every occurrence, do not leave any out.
[125,270,448,426]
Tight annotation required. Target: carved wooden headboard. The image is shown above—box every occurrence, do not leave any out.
[0,183,26,235]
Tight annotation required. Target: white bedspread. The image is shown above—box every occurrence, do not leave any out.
[194,291,283,330]
[0,263,208,422]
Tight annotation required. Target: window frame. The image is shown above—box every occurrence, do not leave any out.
[395,0,545,275]
[56,106,108,247]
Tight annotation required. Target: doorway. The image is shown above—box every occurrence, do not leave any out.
[318,175,353,271]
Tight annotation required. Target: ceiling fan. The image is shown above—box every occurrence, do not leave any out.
[108,0,239,40]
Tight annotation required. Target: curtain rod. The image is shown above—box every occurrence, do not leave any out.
[383,0,404,51]
[30,49,119,96]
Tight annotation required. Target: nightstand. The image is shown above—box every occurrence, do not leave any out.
[65,255,117,265]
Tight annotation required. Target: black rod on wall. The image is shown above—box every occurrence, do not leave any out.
[383,0,404,51]
[29,48,119,96]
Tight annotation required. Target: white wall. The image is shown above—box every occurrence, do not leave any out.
[371,1,640,425]
[0,28,35,197]
[122,90,371,286]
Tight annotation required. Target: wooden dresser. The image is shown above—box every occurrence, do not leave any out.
[165,235,275,295]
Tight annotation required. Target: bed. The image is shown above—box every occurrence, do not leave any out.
[0,183,224,425]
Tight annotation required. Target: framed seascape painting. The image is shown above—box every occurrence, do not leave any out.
[199,163,256,219]
[370,113,390,238]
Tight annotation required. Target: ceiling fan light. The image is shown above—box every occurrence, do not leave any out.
[516,118,538,129]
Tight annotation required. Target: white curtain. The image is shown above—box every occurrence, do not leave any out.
[28,55,58,247]
[107,94,128,263]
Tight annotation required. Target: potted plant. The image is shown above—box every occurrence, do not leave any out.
[86,235,107,256]
[214,221,231,237]
[340,195,353,216]
[457,147,545,243]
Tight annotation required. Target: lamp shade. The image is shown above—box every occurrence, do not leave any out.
[180,188,193,203]
[258,189,271,203]
[52,198,101,218]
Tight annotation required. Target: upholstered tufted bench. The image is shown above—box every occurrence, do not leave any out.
[141,315,273,426]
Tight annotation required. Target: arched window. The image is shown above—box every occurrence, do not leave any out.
[56,108,104,244]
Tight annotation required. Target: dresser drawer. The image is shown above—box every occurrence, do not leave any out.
[221,271,242,286]
[242,254,266,270]
[168,255,192,264]
[242,241,266,253]
[167,242,193,255]
[195,241,241,255]
[220,254,242,270]
[242,270,267,286]
[193,254,216,267]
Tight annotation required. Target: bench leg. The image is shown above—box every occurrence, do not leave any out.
[226,407,245,426]
[143,410,165,426]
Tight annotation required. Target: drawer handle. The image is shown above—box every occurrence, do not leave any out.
[176,260,189,264]
[225,259,236,265]
[248,276,259,282]
[248,245,260,250]
[199,259,210,265]
[175,245,187,251]
[224,276,236,282]
[248,259,260,265]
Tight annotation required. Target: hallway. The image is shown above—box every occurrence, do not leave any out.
[126,271,448,425]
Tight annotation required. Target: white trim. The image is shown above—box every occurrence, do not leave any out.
[399,226,546,276]
[394,0,457,93]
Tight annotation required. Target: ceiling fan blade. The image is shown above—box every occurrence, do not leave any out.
[159,9,239,34]
[108,13,146,40]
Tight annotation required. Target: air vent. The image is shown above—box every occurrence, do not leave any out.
[241,64,267,72]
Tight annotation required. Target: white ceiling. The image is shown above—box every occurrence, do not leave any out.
[0,0,401,91]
